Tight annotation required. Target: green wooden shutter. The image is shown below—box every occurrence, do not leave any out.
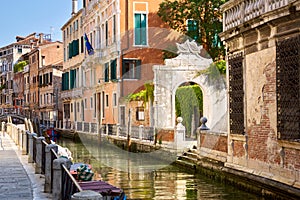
[134,14,141,45]
[105,63,109,82]
[66,72,70,90]
[70,70,75,89]
[81,36,84,53]
[69,42,73,58]
[187,20,199,41]
[110,59,117,81]
[141,14,147,45]
[62,73,65,90]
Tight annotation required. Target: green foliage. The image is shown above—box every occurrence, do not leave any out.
[127,82,154,104]
[195,59,226,83]
[0,84,6,90]
[175,84,203,136]
[14,61,28,73]
[158,0,228,61]
[215,59,226,74]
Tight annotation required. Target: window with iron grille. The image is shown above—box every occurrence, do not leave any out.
[276,35,300,140]
[228,52,244,135]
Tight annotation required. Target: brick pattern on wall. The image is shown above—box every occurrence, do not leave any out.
[200,133,227,153]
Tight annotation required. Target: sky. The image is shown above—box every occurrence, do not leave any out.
[0,0,83,47]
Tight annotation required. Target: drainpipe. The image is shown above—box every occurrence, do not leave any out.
[120,0,129,97]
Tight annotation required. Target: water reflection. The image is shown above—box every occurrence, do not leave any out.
[57,135,260,200]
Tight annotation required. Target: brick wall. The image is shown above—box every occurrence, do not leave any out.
[157,129,174,142]
[200,133,227,153]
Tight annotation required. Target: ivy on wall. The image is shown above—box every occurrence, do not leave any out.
[175,84,203,136]
[127,82,154,104]
[13,60,28,73]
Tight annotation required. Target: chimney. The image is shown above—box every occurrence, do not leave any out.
[39,33,44,44]
[72,0,78,15]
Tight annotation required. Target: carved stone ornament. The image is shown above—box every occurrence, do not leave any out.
[164,40,212,67]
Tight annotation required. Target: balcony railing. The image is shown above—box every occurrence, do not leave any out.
[222,0,298,31]
[61,87,83,99]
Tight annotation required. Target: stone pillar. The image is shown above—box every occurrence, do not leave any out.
[174,117,186,150]
[197,117,209,151]
[44,144,58,193]
[22,130,28,155]
[16,128,21,146]
[139,125,144,140]
[28,133,38,163]
[116,124,120,137]
[72,190,103,200]
[35,136,45,174]
[106,124,109,135]
[53,157,72,200]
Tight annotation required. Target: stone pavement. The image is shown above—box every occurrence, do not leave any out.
[0,131,52,200]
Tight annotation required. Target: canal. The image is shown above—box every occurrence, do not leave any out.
[57,135,260,200]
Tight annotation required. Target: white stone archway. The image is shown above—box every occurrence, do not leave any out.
[153,40,227,132]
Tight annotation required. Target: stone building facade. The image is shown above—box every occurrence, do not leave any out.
[220,0,300,191]
[0,33,38,113]
[60,0,173,134]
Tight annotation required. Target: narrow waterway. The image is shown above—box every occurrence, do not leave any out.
[57,135,260,200]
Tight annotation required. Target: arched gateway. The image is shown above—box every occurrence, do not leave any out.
[153,40,227,132]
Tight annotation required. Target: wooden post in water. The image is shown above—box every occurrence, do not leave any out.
[127,109,131,151]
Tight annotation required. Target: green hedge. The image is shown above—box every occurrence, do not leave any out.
[175,84,203,136]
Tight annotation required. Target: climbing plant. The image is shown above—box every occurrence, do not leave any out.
[127,82,154,104]
[175,84,203,136]
[14,60,28,73]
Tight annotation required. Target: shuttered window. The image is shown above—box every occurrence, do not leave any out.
[104,63,109,82]
[122,59,141,79]
[110,59,117,81]
[134,13,147,46]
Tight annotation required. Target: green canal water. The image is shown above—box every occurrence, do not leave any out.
[57,135,260,200]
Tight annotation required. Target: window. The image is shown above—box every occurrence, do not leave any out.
[134,13,147,45]
[102,92,105,118]
[113,93,117,107]
[113,15,116,42]
[106,94,109,107]
[136,107,145,121]
[93,94,96,118]
[70,69,76,89]
[104,63,109,82]
[90,97,93,109]
[71,103,73,112]
[276,35,300,140]
[50,72,53,84]
[17,46,22,53]
[228,53,244,135]
[64,104,70,119]
[122,59,141,79]
[110,59,117,81]
[187,19,199,41]
[120,106,125,126]
[81,36,84,53]
[62,72,70,91]
[105,21,108,46]
[90,32,93,48]
[84,98,87,109]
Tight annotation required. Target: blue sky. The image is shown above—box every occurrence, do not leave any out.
[0,0,82,47]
